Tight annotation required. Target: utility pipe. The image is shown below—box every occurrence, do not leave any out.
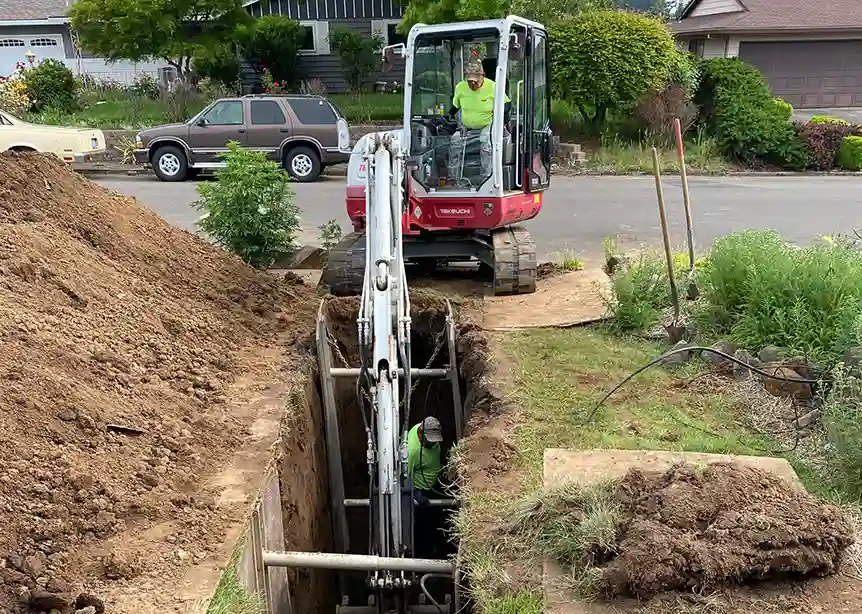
[344,498,458,508]
[330,368,449,378]
[262,551,454,574]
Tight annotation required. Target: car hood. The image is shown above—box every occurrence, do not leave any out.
[139,123,189,139]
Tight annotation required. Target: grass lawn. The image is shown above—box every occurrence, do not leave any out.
[583,134,731,175]
[25,88,404,130]
[453,325,845,613]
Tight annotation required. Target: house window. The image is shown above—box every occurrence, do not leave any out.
[30,38,58,47]
[373,20,405,47]
[0,39,25,47]
[688,39,705,57]
[387,23,406,46]
[298,21,330,55]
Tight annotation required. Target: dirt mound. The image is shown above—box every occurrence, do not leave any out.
[0,153,317,612]
[602,462,853,598]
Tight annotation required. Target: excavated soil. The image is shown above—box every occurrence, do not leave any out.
[0,153,318,613]
[601,462,854,599]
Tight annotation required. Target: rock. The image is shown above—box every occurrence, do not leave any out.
[732,349,762,379]
[75,593,104,614]
[782,357,817,381]
[102,552,137,580]
[16,585,31,603]
[661,341,694,368]
[793,409,822,429]
[137,471,159,488]
[57,408,77,422]
[761,366,812,400]
[29,588,72,612]
[701,340,737,373]
[758,345,784,363]
[76,607,97,614]
[46,577,70,593]
[23,552,47,577]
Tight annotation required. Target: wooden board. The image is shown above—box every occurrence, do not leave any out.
[482,268,612,331]
[542,449,860,614]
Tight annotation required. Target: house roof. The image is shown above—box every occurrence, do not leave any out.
[670,0,862,35]
[0,0,71,21]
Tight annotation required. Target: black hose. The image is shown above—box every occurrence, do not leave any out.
[419,573,451,614]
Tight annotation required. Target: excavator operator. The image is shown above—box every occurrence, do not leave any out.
[447,60,511,182]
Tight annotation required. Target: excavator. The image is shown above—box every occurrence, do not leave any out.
[267,15,551,614]
[323,14,552,297]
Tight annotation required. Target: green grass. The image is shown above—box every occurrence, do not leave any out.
[25,88,404,129]
[207,563,266,614]
[585,132,730,175]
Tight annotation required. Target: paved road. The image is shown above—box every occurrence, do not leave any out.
[95,174,862,265]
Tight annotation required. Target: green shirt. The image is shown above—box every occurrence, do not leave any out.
[407,423,441,491]
[452,78,510,129]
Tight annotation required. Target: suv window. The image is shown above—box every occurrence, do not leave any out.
[289,98,337,125]
[251,100,286,125]
[0,113,11,125]
[202,100,243,125]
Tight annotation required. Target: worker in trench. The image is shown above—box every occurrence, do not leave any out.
[407,416,447,559]
[447,60,511,184]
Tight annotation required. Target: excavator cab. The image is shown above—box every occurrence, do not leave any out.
[402,17,552,197]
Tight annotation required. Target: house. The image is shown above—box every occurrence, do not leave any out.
[669,0,862,108]
[243,0,407,93]
[0,0,168,82]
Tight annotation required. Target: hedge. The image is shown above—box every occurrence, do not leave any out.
[837,136,862,171]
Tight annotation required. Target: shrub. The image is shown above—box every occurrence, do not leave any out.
[0,63,30,115]
[23,58,78,112]
[549,10,679,131]
[810,115,850,125]
[837,135,862,171]
[299,78,327,95]
[328,27,384,92]
[194,141,301,268]
[606,251,676,333]
[695,230,862,365]
[160,81,203,123]
[695,58,808,169]
[771,97,792,121]
[795,121,853,171]
[192,43,240,88]
[238,15,306,88]
[131,72,159,99]
[634,83,697,142]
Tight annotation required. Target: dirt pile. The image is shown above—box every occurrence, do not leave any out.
[602,462,853,598]
[0,153,317,612]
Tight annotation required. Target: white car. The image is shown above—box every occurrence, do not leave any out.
[0,109,106,163]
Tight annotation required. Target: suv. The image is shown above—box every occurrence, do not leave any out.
[134,94,352,183]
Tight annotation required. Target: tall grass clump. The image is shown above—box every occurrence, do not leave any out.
[696,230,862,365]
[822,365,862,500]
[606,251,673,333]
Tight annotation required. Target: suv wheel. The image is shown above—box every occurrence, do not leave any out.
[284,146,321,182]
[152,145,188,182]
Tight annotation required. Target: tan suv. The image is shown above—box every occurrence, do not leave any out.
[134,94,352,182]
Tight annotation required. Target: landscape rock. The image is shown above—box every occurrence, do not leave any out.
[661,341,694,368]
[29,588,72,612]
[74,593,104,614]
[793,409,822,429]
[761,366,812,400]
[75,606,97,614]
[758,345,784,363]
[732,350,762,379]
[782,356,817,381]
[701,340,737,373]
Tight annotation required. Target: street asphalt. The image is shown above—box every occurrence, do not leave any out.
[94,173,862,265]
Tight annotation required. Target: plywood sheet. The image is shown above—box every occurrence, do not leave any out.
[540,449,860,614]
[482,268,612,331]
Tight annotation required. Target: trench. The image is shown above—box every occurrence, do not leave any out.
[274,292,490,614]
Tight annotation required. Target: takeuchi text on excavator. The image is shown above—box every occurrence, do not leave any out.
[323,15,553,298]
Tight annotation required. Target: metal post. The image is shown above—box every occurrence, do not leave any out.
[344,498,458,508]
[263,551,454,574]
[316,302,350,559]
[445,300,463,440]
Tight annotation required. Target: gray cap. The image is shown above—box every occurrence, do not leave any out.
[420,416,443,442]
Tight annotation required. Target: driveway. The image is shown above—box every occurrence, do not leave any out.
[791,107,862,123]
[94,174,862,265]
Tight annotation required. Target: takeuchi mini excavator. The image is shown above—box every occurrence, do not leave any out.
[323,15,553,297]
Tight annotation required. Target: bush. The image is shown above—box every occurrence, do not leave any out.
[549,10,679,131]
[634,83,697,142]
[238,15,306,89]
[194,142,301,268]
[23,58,78,112]
[192,43,240,88]
[810,115,850,125]
[771,97,792,121]
[606,251,683,333]
[695,58,808,169]
[795,121,853,171]
[837,135,862,171]
[160,81,203,123]
[695,230,862,365]
[329,28,383,92]
[131,72,159,100]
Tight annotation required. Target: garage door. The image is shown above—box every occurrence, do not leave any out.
[0,35,67,78]
[738,40,862,108]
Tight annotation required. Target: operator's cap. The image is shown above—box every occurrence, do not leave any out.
[465,61,484,81]
[421,416,443,442]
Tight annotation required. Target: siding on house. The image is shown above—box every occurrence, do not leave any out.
[244,0,407,93]
[689,0,745,17]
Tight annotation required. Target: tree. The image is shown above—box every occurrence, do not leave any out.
[236,15,307,89]
[69,0,251,79]
[328,28,384,92]
[548,10,679,131]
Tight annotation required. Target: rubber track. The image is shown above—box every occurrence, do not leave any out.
[491,225,537,296]
[321,227,538,297]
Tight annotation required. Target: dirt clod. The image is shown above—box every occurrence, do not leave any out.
[0,153,317,612]
[602,462,853,599]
